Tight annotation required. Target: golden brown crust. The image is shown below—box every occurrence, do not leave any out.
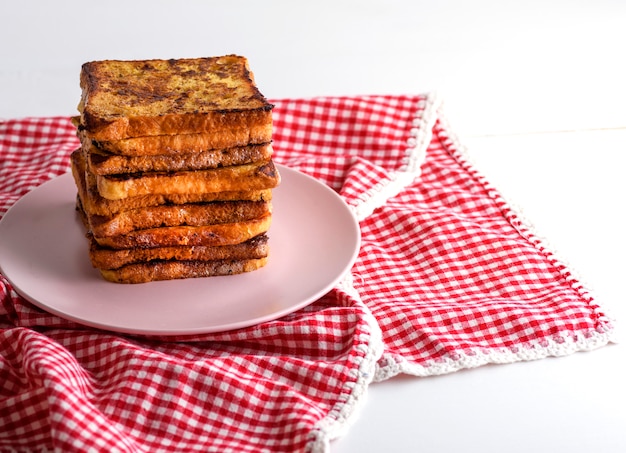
[95,160,280,200]
[81,110,273,142]
[71,150,272,216]
[99,257,269,284]
[86,123,273,156]
[92,214,272,249]
[87,200,271,237]
[78,55,273,141]
[85,141,273,175]
[88,233,269,270]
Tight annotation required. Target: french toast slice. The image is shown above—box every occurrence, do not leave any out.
[95,160,280,200]
[86,126,273,156]
[99,257,269,284]
[93,200,270,237]
[78,55,273,142]
[87,233,269,270]
[92,214,272,249]
[85,140,273,175]
[80,196,271,237]
[71,150,272,216]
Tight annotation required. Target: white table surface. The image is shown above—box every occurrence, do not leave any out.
[2,1,625,451]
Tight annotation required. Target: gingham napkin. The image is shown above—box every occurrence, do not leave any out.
[0,94,615,452]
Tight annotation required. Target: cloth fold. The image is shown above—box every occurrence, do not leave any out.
[0,94,615,452]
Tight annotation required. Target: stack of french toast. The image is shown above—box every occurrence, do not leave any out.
[70,55,280,283]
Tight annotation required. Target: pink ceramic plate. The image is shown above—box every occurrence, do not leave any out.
[0,164,360,335]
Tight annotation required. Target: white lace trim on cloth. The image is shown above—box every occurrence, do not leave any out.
[307,95,442,451]
[375,329,616,381]
[305,95,443,451]
[306,95,618,450]
[350,93,443,222]
[372,99,618,382]
[307,274,384,453]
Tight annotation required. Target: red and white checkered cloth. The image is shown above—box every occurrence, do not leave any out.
[0,94,615,452]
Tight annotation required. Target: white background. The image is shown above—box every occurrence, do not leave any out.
[1,1,625,451]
